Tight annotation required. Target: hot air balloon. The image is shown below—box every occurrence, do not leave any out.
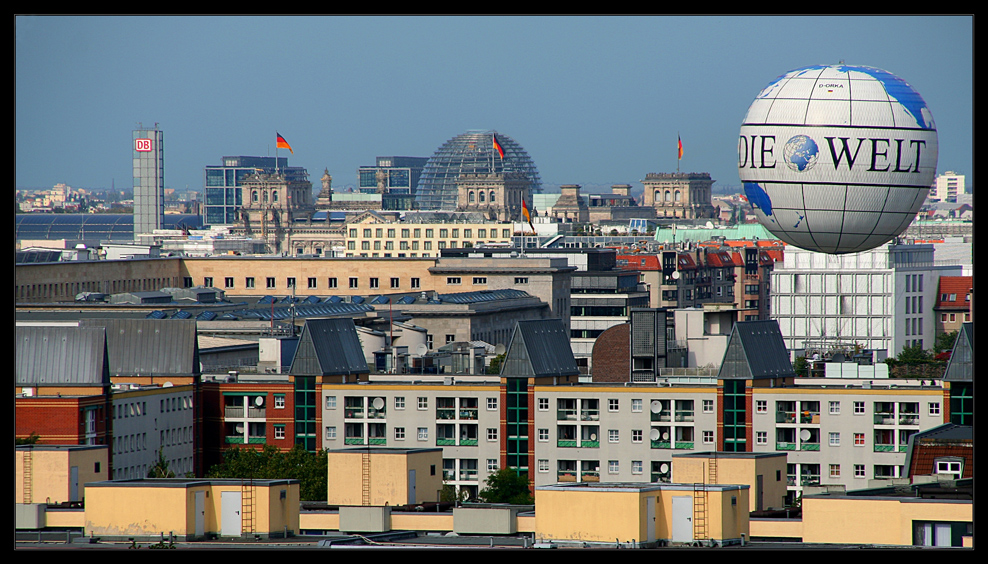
[738,64,938,254]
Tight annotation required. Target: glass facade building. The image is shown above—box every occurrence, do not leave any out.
[357,156,428,211]
[133,125,165,240]
[203,156,309,225]
[415,130,542,211]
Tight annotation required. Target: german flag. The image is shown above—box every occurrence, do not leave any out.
[492,133,505,159]
[522,199,535,232]
[276,132,294,154]
[678,135,683,160]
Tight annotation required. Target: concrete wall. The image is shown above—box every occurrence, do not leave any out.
[454,506,519,534]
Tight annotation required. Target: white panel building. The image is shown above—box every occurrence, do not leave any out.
[771,243,961,360]
[930,171,966,202]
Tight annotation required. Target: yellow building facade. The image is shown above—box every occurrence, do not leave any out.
[15,445,108,504]
[671,452,788,512]
[326,447,444,507]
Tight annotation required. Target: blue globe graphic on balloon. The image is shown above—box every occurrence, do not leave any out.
[783,134,820,172]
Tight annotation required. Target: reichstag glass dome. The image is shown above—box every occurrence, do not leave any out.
[415,130,542,210]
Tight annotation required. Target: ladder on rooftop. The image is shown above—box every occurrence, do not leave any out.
[241,479,256,535]
[708,454,718,485]
[22,450,33,504]
[361,452,372,506]
[693,482,708,542]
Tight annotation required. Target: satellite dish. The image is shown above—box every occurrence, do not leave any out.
[800,429,811,441]
[650,428,660,441]
[672,271,680,280]
[660,463,669,473]
[650,400,662,413]
[254,396,264,406]
[235,424,244,433]
[590,433,597,441]
[705,221,714,229]
[662,431,670,440]
[163,382,173,388]
[372,397,385,410]
[494,343,507,356]
[415,343,429,356]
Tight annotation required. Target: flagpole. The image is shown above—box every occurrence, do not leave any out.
[677,132,680,173]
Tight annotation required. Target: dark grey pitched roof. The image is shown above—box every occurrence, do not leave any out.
[501,319,579,378]
[943,322,972,381]
[717,320,795,380]
[16,325,110,386]
[79,319,200,378]
[289,318,369,376]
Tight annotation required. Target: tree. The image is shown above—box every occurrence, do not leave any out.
[895,342,933,364]
[934,330,959,355]
[206,444,328,501]
[15,432,41,445]
[148,447,176,478]
[487,353,506,375]
[793,356,809,377]
[478,469,534,505]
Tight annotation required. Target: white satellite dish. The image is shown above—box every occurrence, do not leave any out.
[672,271,680,280]
[662,431,669,440]
[372,397,385,410]
[163,381,173,388]
[800,429,811,441]
[235,424,244,433]
[494,343,507,356]
[254,396,264,407]
[660,463,669,473]
[650,428,660,441]
[650,400,662,413]
[415,343,429,356]
[590,433,597,441]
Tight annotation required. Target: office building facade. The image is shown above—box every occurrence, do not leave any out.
[133,125,165,240]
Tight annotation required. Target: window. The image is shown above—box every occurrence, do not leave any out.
[829,464,841,478]
[246,277,255,289]
[446,334,456,344]
[395,397,405,410]
[488,459,499,472]
[703,430,714,444]
[325,426,337,440]
[327,277,338,289]
[538,428,549,442]
[447,277,461,285]
[632,399,643,412]
[204,277,213,287]
[391,277,400,289]
[632,429,643,443]
[929,402,941,416]
[703,399,714,413]
[756,400,767,413]
[487,428,498,441]
[853,401,865,415]
[538,459,550,473]
[854,433,865,446]
[756,431,768,445]
[608,429,620,443]
[829,401,841,415]
[266,277,276,289]
[515,277,529,284]
[538,398,549,411]
[473,277,487,285]
[854,464,866,478]
[274,395,285,409]
[349,277,358,289]
[935,460,963,477]
[608,460,620,474]
[829,432,841,446]
[608,398,619,412]
[487,397,498,411]
[395,427,405,440]
[326,396,337,409]
[632,461,643,475]
[417,427,428,441]
[418,397,428,410]
[225,277,234,289]
[274,425,285,440]
[287,277,296,288]
[411,277,421,289]
[369,277,379,289]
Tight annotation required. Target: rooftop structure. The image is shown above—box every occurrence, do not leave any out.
[416,130,542,211]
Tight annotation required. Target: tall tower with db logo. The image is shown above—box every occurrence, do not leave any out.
[133,123,165,240]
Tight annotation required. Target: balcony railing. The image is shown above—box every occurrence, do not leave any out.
[874,415,897,425]
[458,409,478,420]
[557,439,578,448]
[675,441,694,450]
[557,409,578,421]
[436,438,456,446]
[580,410,600,421]
[650,413,672,422]
[344,437,365,445]
[459,438,478,446]
[800,442,820,451]
[674,412,694,422]
[368,437,386,445]
[787,476,797,486]
[898,445,908,452]
[344,408,364,419]
[581,471,600,482]
[800,413,820,424]
[874,444,895,452]
[651,440,671,449]
[367,407,386,419]
[557,472,577,482]
[459,469,478,482]
[437,408,456,420]
[580,440,599,448]
[777,412,796,424]
[899,415,920,426]
[776,441,796,451]
[225,435,266,444]
[800,475,821,486]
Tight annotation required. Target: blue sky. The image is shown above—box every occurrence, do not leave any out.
[15,15,973,194]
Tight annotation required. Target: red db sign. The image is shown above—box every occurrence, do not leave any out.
[135,138,153,152]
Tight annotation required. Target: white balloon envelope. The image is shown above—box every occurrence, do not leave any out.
[739,64,938,254]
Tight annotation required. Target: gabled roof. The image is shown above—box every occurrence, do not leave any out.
[79,319,199,378]
[717,320,795,380]
[16,325,110,386]
[501,319,579,378]
[935,276,972,309]
[943,322,972,382]
[289,318,369,376]
[903,423,973,479]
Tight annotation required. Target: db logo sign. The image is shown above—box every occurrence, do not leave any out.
[135,138,153,152]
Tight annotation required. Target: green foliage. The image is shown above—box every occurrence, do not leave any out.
[205,444,327,501]
[478,469,534,505]
[148,448,176,478]
[894,342,933,365]
[487,353,506,375]
[15,432,41,445]
[440,483,469,504]
[934,330,959,354]
[793,356,809,377]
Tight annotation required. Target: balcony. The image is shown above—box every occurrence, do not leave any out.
[874,444,895,452]
[557,472,577,482]
[344,437,365,445]
[800,475,821,486]
[675,442,694,450]
[557,440,578,448]
[459,438,478,446]
[674,411,694,423]
[368,437,386,446]
[437,438,456,446]
[776,411,796,424]
[787,475,797,486]
[580,440,599,448]
[651,440,671,449]
[436,408,456,420]
[650,412,672,423]
[776,441,796,451]
[225,435,265,444]
[899,414,920,426]
[458,408,478,420]
[800,442,820,451]
[580,409,600,422]
[367,407,386,419]
[874,414,896,425]
[557,408,578,421]
[580,471,600,482]
[459,469,478,482]
[344,408,365,419]
[799,412,820,424]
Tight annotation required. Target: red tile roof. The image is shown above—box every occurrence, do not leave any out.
[936,276,973,309]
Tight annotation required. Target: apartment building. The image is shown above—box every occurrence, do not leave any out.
[110,384,196,479]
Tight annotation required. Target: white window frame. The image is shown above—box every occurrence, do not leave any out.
[829,401,841,415]
[632,461,643,475]
[326,396,337,410]
[631,429,643,443]
[756,431,768,445]
[854,432,865,447]
[756,400,768,413]
[632,399,643,413]
[608,460,620,474]
[487,459,499,472]
[538,459,550,473]
[418,397,428,410]
[487,397,498,411]
[608,398,619,412]
[830,464,841,478]
[853,401,865,415]
[417,427,428,441]
[703,430,714,444]
[325,426,337,440]
[538,398,549,411]
[538,428,549,442]
[929,402,941,416]
[395,396,405,410]
[274,395,285,409]
[829,432,841,446]
[608,429,619,443]
[487,428,498,441]
[702,399,714,413]
[854,464,866,478]
[274,426,285,440]
[395,427,405,440]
